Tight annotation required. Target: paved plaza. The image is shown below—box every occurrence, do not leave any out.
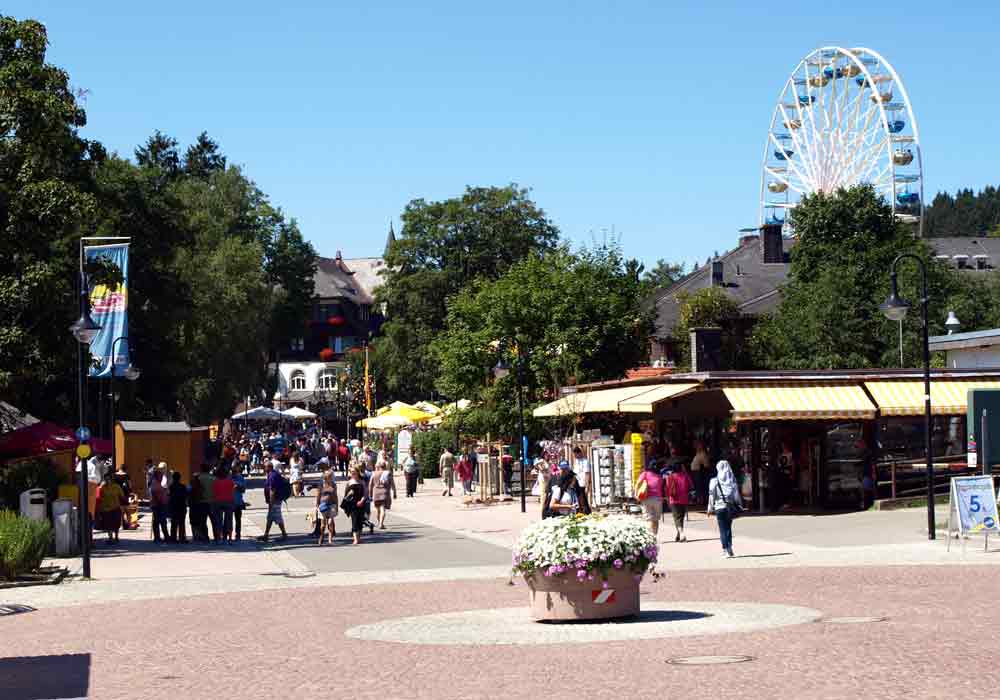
[3,476,1000,699]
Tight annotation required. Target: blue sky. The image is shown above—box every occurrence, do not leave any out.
[17,1,1000,269]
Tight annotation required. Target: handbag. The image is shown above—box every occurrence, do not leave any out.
[636,478,649,501]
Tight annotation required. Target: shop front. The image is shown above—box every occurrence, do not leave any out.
[536,369,1000,512]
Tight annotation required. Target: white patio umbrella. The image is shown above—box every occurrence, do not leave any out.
[231,406,284,421]
[281,406,317,419]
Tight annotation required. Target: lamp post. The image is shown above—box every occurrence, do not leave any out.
[880,253,935,540]
[70,280,101,579]
[494,345,527,514]
[108,336,140,476]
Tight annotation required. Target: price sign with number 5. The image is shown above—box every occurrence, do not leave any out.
[953,477,999,535]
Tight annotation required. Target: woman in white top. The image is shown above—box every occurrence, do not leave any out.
[545,462,579,518]
[707,460,741,558]
[289,450,304,497]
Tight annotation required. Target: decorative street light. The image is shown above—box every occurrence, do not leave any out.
[880,253,935,540]
[108,336,140,476]
[70,278,100,579]
[494,345,527,514]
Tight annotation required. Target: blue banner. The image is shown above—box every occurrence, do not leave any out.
[85,244,129,378]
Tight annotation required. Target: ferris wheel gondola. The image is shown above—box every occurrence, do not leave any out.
[759,46,925,235]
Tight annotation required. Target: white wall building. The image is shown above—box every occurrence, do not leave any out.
[929,329,1000,369]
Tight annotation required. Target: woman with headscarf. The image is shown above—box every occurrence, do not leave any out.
[707,460,742,558]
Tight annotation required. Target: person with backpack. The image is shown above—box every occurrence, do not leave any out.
[667,463,694,542]
[261,462,289,542]
[707,460,742,558]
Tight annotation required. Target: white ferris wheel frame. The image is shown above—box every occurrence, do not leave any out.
[758,46,924,236]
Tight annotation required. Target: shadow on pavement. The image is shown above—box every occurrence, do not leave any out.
[0,653,90,700]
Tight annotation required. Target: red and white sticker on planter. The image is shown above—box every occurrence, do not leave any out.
[592,589,616,605]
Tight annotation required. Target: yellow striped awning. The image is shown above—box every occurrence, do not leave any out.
[864,380,1000,416]
[617,383,700,413]
[723,384,877,421]
[533,385,672,417]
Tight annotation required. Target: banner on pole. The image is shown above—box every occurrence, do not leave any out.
[85,244,129,377]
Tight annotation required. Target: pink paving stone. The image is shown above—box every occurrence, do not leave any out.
[3,565,1000,700]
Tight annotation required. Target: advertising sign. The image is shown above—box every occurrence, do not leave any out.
[947,475,1000,553]
[85,244,130,377]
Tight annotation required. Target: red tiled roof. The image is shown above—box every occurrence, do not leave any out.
[624,367,672,380]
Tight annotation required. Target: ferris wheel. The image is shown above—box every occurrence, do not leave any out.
[760,46,924,236]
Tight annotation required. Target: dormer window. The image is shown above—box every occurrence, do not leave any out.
[974,255,989,270]
[954,255,969,270]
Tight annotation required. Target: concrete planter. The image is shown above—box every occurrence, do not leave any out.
[525,568,642,621]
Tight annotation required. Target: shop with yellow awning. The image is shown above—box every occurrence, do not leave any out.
[864,380,1000,416]
[722,384,877,422]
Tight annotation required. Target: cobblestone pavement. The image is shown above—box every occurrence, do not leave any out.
[3,565,999,700]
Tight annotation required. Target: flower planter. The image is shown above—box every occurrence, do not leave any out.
[512,514,656,623]
[525,568,641,621]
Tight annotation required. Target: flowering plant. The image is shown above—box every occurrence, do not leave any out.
[512,514,658,582]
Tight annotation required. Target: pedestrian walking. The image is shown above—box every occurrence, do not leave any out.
[150,464,170,542]
[343,466,367,545]
[193,463,217,541]
[635,461,664,536]
[167,471,188,543]
[212,465,236,543]
[531,457,551,516]
[95,471,126,543]
[707,460,742,558]
[370,461,396,529]
[337,439,350,475]
[232,463,247,541]
[667,464,694,542]
[456,451,473,496]
[315,469,338,545]
[289,450,304,497]
[402,453,419,497]
[439,447,455,496]
[261,462,289,542]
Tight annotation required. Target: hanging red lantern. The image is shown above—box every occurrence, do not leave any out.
[327,315,346,326]
[319,348,335,362]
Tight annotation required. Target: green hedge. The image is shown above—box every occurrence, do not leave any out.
[412,429,455,479]
[0,510,52,580]
[0,458,62,512]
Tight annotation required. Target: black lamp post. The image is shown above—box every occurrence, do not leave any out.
[108,336,140,476]
[494,345,527,514]
[880,253,935,540]
[70,284,101,579]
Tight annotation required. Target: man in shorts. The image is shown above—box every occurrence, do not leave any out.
[261,462,288,542]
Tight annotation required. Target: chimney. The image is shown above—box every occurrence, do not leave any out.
[711,260,724,286]
[761,224,783,264]
[690,327,723,372]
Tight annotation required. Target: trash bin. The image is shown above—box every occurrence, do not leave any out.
[19,488,48,522]
[53,499,77,556]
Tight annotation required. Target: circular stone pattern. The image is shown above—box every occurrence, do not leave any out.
[345,601,823,646]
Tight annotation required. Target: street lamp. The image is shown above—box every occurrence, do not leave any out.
[945,311,961,335]
[109,336,140,477]
[69,282,101,579]
[494,347,527,514]
[880,253,935,540]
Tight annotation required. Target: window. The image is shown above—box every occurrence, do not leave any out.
[290,370,306,391]
[954,255,969,270]
[289,338,304,352]
[318,369,337,389]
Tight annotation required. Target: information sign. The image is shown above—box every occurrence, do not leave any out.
[947,475,1000,553]
[75,426,91,443]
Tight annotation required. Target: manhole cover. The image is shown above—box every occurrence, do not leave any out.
[667,655,754,665]
[824,616,887,624]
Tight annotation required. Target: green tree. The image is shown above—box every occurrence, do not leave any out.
[0,16,104,416]
[183,132,226,179]
[376,185,559,400]
[752,185,961,369]
[642,258,686,292]
[671,287,742,369]
[432,244,651,440]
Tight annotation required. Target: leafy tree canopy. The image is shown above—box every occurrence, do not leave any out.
[375,185,559,400]
[751,185,962,369]
[431,243,652,439]
[925,185,1000,238]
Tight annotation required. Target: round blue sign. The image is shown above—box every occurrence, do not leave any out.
[75,426,91,443]
[984,517,996,529]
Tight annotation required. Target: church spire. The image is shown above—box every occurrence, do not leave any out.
[384,221,396,257]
